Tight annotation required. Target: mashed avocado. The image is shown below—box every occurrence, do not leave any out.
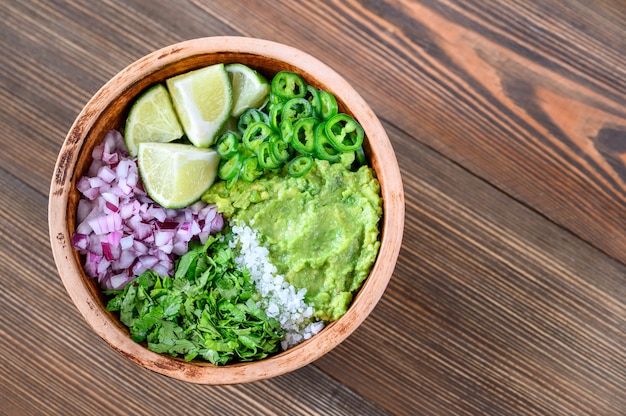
[202,159,382,321]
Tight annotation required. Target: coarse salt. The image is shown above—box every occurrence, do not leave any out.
[229,221,325,349]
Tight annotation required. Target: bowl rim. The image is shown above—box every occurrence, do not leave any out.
[48,36,405,384]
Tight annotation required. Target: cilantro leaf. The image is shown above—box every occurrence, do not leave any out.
[106,231,285,365]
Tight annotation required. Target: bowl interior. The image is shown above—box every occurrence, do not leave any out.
[50,37,404,384]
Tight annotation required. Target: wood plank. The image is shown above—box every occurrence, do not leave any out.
[315,123,626,415]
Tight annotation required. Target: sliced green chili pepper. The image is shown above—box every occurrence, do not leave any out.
[257,140,281,170]
[215,131,240,159]
[324,113,364,152]
[237,108,269,134]
[242,121,274,154]
[218,151,243,181]
[291,117,318,155]
[268,92,283,106]
[241,156,263,182]
[271,71,307,100]
[355,145,367,166]
[270,134,291,163]
[225,174,239,190]
[282,97,313,123]
[305,85,322,118]
[279,118,293,144]
[318,90,338,120]
[288,155,314,177]
[269,101,284,130]
[314,121,342,162]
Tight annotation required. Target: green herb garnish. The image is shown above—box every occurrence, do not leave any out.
[105,233,285,365]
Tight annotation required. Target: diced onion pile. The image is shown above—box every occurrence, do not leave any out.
[72,130,224,290]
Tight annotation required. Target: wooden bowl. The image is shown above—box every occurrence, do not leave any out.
[48,37,404,384]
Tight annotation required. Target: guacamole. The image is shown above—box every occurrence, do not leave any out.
[202,159,382,321]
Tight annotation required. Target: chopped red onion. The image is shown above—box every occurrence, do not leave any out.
[119,235,134,250]
[101,242,115,261]
[88,213,122,235]
[98,166,117,184]
[116,250,136,269]
[152,262,171,278]
[71,129,224,290]
[106,230,122,247]
[101,192,119,207]
[172,241,188,256]
[85,252,101,277]
[133,240,149,255]
[211,213,225,233]
[72,233,89,251]
[108,273,130,290]
[145,206,166,222]
[154,230,174,246]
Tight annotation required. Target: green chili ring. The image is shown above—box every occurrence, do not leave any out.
[241,156,263,182]
[215,131,240,159]
[242,121,274,154]
[318,90,338,120]
[257,140,282,170]
[288,155,314,177]
[282,97,313,123]
[355,146,367,166]
[270,134,291,163]
[324,113,364,152]
[237,108,270,134]
[291,117,318,155]
[305,85,322,118]
[218,152,243,181]
[225,173,240,190]
[279,118,294,144]
[268,92,283,106]
[271,71,307,100]
[269,101,285,130]
[314,121,342,163]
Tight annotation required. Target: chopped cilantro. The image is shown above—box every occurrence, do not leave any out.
[106,233,285,365]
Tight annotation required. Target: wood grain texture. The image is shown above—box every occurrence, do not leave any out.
[2,0,626,414]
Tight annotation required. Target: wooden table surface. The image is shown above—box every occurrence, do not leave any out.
[2,0,626,415]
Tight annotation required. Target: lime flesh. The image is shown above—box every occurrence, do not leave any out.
[166,64,232,148]
[124,84,183,157]
[137,142,220,208]
[226,63,270,117]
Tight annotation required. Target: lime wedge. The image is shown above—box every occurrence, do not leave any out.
[137,142,220,208]
[226,63,270,117]
[166,64,232,148]
[124,84,184,157]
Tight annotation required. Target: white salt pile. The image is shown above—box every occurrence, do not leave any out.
[229,220,325,350]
